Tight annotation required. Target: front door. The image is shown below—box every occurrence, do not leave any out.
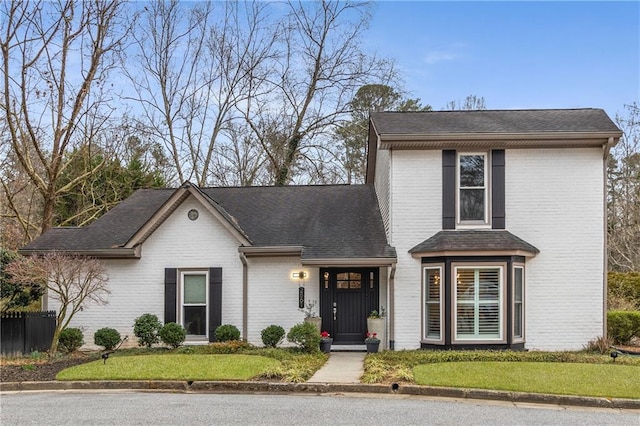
[319,268,379,345]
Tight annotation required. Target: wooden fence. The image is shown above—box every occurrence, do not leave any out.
[1,311,56,355]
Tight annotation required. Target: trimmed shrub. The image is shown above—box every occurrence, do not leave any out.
[287,322,321,353]
[94,327,121,350]
[215,324,241,342]
[608,310,640,344]
[58,327,84,353]
[159,322,187,348]
[608,272,640,310]
[133,313,162,347]
[261,325,285,348]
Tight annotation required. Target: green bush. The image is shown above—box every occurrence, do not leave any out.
[215,324,241,342]
[261,325,285,348]
[287,322,320,353]
[94,327,121,350]
[133,313,162,347]
[58,327,84,353]
[159,322,187,348]
[608,310,640,344]
[609,272,640,310]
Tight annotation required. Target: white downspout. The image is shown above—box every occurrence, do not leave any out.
[602,137,614,338]
[239,251,248,342]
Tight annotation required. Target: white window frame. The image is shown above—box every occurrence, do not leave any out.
[457,152,490,227]
[422,265,444,344]
[179,270,209,341]
[452,263,506,343]
[513,265,525,343]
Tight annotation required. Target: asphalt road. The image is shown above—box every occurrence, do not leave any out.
[1,391,638,425]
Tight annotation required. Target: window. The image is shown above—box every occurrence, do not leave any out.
[513,266,525,341]
[423,267,443,342]
[336,272,362,289]
[454,266,503,341]
[181,271,208,337]
[458,153,488,223]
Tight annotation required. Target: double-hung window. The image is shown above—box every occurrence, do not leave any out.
[181,271,208,338]
[454,266,503,341]
[458,153,488,224]
[423,266,443,343]
[513,266,525,341]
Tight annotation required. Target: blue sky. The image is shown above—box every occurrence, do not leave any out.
[366,1,639,117]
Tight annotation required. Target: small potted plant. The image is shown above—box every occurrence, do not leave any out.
[299,299,321,333]
[365,332,380,353]
[320,330,333,353]
[367,307,386,349]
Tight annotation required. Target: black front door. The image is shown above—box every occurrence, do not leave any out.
[319,268,379,345]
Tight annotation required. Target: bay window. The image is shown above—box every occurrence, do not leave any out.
[454,266,503,341]
[423,266,443,342]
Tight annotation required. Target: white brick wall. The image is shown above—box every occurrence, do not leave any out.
[382,147,606,351]
[389,150,442,350]
[246,258,319,346]
[506,148,605,350]
[54,196,245,349]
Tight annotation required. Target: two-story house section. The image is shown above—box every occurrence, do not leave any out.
[367,109,622,351]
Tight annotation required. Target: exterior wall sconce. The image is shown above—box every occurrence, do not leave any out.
[292,271,307,279]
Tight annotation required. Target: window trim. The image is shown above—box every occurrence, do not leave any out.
[179,269,209,341]
[512,264,525,343]
[457,152,490,227]
[451,263,507,344]
[422,264,444,344]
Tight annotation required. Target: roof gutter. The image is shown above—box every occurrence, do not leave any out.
[18,247,141,259]
[378,130,623,142]
[238,246,304,257]
[301,257,397,267]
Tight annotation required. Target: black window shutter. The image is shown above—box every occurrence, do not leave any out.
[164,268,177,324]
[442,150,456,229]
[491,150,506,229]
[209,267,223,342]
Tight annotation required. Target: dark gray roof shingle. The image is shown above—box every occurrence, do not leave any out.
[409,230,539,255]
[23,185,396,261]
[371,108,621,135]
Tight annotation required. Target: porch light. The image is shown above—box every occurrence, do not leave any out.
[292,271,307,279]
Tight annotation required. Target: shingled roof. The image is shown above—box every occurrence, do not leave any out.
[409,230,539,257]
[21,184,397,263]
[371,108,621,136]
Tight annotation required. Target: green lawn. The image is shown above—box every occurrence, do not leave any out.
[56,354,280,381]
[413,362,640,399]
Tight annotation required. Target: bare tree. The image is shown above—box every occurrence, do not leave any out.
[7,252,109,353]
[125,0,276,186]
[242,0,394,185]
[445,95,487,111]
[1,0,131,234]
[608,102,640,272]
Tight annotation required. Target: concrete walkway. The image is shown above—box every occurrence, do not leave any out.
[307,352,366,383]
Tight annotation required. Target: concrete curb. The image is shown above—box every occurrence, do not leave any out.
[1,380,638,409]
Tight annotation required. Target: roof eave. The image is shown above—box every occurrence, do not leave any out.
[239,246,304,257]
[18,247,141,259]
[410,249,538,259]
[378,131,623,149]
[301,257,398,267]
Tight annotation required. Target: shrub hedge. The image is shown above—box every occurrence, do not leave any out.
[58,328,84,353]
[607,310,640,344]
[215,324,241,342]
[94,327,121,350]
[261,325,285,348]
[608,271,640,310]
[287,322,320,353]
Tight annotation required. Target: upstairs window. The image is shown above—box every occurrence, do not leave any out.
[458,153,488,224]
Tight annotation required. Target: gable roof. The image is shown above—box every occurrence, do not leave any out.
[409,230,539,258]
[21,184,396,264]
[369,108,622,149]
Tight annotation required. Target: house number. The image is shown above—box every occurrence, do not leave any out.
[298,287,304,309]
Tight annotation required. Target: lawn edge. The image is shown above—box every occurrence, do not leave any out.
[1,381,638,409]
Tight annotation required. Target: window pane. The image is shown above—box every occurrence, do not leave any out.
[460,155,484,186]
[457,269,475,300]
[514,268,523,302]
[478,270,499,301]
[184,274,206,304]
[349,273,361,281]
[478,304,499,336]
[336,273,348,280]
[337,281,349,289]
[350,280,362,289]
[460,189,485,221]
[184,306,206,335]
[514,304,522,337]
[456,305,475,334]
[425,268,441,339]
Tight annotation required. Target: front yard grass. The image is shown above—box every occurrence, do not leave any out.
[363,350,640,399]
[414,362,640,399]
[56,354,279,381]
[55,344,327,383]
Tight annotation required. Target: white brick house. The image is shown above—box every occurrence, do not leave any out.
[22,108,621,351]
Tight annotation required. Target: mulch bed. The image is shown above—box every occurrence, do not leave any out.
[1,352,98,382]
